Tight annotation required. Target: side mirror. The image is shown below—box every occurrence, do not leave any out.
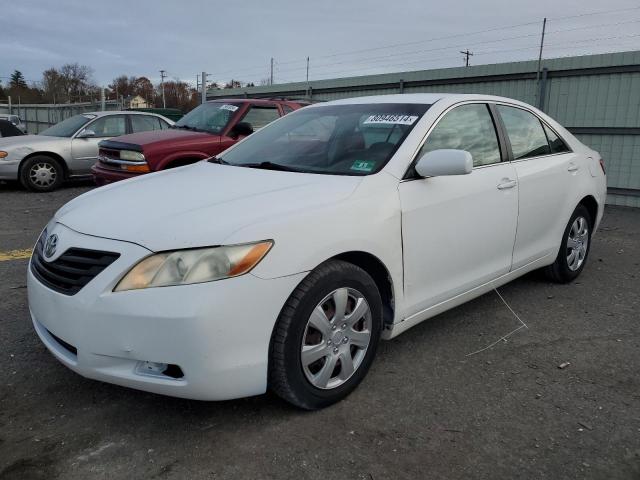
[415,149,473,177]
[77,129,96,138]
[230,122,253,138]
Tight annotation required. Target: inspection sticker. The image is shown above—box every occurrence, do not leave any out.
[350,160,376,172]
[219,104,239,112]
[363,114,418,125]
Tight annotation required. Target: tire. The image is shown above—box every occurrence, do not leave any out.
[19,155,64,192]
[269,260,383,410]
[544,204,592,283]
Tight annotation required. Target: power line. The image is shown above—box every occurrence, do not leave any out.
[209,5,640,80]
[210,13,640,81]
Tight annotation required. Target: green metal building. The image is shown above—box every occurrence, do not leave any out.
[208,51,640,207]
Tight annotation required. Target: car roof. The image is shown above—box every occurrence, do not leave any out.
[316,93,534,108]
[82,110,168,117]
[206,98,302,105]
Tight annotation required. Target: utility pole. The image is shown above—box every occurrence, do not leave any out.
[460,49,474,67]
[100,87,105,111]
[270,57,274,85]
[201,71,207,104]
[306,57,310,83]
[536,17,547,82]
[159,69,167,108]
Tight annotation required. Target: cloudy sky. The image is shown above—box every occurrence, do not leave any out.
[2,0,640,88]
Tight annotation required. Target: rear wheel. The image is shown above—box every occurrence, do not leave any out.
[19,155,64,192]
[269,260,382,410]
[544,204,592,283]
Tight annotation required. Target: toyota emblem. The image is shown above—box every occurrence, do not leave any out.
[44,233,58,258]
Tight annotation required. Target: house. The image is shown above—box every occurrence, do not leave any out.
[129,95,149,109]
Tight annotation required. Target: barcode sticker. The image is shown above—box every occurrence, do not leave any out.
[363,114,418,125]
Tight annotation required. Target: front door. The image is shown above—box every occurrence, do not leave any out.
[70,115,127,174]
[398,103,519,315]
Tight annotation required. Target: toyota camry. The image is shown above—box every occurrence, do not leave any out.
[28,94,607,409]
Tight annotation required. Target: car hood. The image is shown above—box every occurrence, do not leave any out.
[104,129,217,149]
[55,162,362,251]
[0,134,67,149]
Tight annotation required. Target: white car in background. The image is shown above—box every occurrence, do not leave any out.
[0,111,173,191]
[27,94,606,409]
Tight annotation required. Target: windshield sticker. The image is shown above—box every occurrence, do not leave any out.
[219,104,239,112]
[363,114,418,125]
[350,160,376,172]
[82,114,97,119]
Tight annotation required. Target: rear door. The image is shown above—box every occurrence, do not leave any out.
[398,103,519,315]
[494,104,575,269]
[129,114,167,133]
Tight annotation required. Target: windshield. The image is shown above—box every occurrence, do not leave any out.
[173,102,240,134]
[219,103,430,175]
[40,114,95,137]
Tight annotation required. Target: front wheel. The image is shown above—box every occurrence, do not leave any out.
[19,155,64,192]
[544,204,592,283]
[269,260,382,410]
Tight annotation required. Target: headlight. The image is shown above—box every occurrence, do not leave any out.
[0,151,8,159]
[119,150,145,162]
[114,241,273,292]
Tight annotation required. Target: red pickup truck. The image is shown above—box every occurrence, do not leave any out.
[92,98,306,185]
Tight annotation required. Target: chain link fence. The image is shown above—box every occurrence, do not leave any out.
[0,100,123,134]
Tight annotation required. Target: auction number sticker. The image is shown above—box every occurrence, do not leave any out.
[363,114,418,125]
[219,104,239,112]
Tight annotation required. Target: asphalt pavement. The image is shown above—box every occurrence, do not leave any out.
[0,181,638,479]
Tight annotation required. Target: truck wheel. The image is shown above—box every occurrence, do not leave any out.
[20,155,64,192]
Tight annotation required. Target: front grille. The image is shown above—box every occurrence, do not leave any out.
[31,235,120,295]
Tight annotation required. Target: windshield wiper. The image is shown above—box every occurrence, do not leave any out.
[240,161,301,172]
[208,156,229,165]
[171,125,201,131]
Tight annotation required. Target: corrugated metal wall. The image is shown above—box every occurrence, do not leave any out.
[208,51,640,207]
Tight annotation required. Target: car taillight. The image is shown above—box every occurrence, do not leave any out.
[599,158,606,175]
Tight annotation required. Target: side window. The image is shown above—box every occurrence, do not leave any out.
[241,106,280,130]
[496,105,551,159]
[542,123,570,154]
[130,115,162,133]
[88,115,126,137]
[419,103,501,167]
[282,105,294,114]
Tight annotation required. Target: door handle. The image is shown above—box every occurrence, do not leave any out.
[497,179,517,190]
[567,163,579,172]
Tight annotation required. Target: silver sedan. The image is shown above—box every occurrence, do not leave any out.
[0,111,173,192]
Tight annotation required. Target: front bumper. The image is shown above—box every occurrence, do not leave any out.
[91,163,144,186]
[28,222,306,401]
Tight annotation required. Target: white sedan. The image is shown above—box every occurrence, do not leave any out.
[28,94,606,409]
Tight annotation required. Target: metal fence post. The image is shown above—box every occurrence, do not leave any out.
[538,68,549,111]
[399,79,404,94]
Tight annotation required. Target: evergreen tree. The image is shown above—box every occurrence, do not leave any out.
[10,70,27,89]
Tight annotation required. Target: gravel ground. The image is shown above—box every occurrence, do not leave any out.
[0,182,638,480]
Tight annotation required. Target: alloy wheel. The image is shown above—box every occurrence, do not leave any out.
[566,216,589,271]
[29,162,57,187]
[301,287,372,390]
